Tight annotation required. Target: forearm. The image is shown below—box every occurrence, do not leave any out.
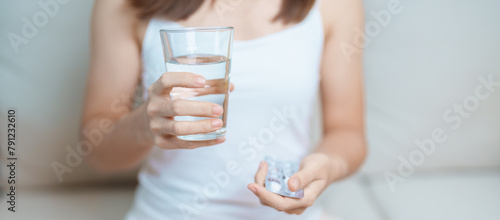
[313,129,367,184]
[83,104,154,172]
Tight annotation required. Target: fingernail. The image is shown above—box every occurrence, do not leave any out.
[248,185,257,194]
[259,161,264,169]
[289,177,299,191]
[213,105,223,115]
[212,119,222,128]
[194,77,205,85]
[216,137,225,143]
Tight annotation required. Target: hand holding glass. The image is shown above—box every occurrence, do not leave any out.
[160,27,234,141]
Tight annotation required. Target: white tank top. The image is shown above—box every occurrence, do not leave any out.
[127,2,324,220]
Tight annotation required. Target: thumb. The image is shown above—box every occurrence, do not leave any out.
[288,166,315,192]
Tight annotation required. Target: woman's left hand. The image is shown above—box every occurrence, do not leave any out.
[247,153,335,215]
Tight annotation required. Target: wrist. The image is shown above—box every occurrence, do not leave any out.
[130,103,155,147]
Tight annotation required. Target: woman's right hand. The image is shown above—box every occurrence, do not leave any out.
[144,72,227,149]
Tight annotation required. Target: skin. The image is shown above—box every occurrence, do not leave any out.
[83,0,366,215]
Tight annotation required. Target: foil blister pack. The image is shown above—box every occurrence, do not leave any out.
[264,156,304,198]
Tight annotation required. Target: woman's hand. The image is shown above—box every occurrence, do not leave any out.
[144,72,231,149]
[247,153,336,215]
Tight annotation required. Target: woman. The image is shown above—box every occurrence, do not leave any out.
[82,0,366,219]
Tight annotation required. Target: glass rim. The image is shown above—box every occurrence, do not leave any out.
[160,26,234,33]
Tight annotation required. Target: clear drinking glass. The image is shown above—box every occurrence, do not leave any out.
[160,27,234,141]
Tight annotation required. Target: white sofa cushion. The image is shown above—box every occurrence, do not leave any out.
[361,0,500,173]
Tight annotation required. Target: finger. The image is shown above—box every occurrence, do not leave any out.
[285,207,306,215]
[170,81,234,100]
[254,161,268,185]
[248,183,305,211]
[157,99,223,117]
[205,78,228,88]
[247,183,270,207]
[248,187,269,207]
[288,165,318,192]
[189,79,230,96]
[296,179,328,208]
[191,86,228,96]
[170,87,201,100]
[150,72,206,95]
[155,135,226,149]
[151,118,223,136]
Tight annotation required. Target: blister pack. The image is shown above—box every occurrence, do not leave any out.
[264,156,304,198]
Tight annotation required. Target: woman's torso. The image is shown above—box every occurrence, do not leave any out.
[127,1,325,219]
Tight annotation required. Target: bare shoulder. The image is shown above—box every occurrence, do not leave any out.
[91,0,147,44]
[319,0,365,38]
[85,0,147,122]
[92,0,136,22]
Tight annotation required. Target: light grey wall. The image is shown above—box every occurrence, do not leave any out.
[0,0,137,186]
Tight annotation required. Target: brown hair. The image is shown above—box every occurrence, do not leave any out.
[129,0,316,24]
